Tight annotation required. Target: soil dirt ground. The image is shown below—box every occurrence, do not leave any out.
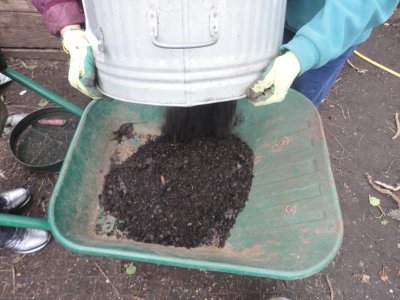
[0,9,400,300]
[100,135,253,248]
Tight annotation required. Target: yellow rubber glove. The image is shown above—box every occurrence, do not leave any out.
[247,51,301,106]
[62,30,102,99]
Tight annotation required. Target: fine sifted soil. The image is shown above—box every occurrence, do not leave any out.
[99,135,254,248]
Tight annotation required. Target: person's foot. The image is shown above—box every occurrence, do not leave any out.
[2,228,51,254]
[0,188,31,212]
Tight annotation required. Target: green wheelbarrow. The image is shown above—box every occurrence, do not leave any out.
[0,55,342,280]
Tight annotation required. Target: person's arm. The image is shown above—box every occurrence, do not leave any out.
[248,0,399,106]
[283,0,399,75]
[31,0,101,99]
[30,0,85,37]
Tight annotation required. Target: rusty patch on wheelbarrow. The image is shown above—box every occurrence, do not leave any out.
[112,143,138,165]
[91,231,264,260]
[193,243,262,259]
[253,156,262,165]
[266,136,293,153]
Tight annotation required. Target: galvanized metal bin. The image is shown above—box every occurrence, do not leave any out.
[83,0,287,106]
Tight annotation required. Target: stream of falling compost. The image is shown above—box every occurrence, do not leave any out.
[161,101,237,142]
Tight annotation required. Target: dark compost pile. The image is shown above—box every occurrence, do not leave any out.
[99,102,254,248]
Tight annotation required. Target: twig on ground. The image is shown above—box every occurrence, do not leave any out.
[332,166,344,177]
[392,113,400,140]
[385,159,400,174]
[6,174,18,182]
[327,122,346,131]
[357,132,368,147]
[324,126,351,160]
[9,161,19,178]
[11,254,27,265]
[325,275,334,300]
[11,266,16,294]
[37,178,45,194]
[374,180,400,192]
[37,196,44,208]
[332,166,352,177]
[2,282,9,293]
[329,154,354,175]
[47,174,54,188]
[364,232,375,241]
[342,154,352,161]
[377,203,387,217]
[95,263,121,299]
[386,118,397,132]
[347,59,368,74]
[326,100,347,120]
[366,173,400,207]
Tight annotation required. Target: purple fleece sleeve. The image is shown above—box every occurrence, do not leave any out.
[30,0,85,37]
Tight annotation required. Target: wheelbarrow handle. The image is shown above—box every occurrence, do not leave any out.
[0,49,83,118]
[0,213,51,231]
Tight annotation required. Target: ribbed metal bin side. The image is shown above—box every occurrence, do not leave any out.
[83,0,287,106]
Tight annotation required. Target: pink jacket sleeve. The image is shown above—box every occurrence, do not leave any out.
[30,0,85,37]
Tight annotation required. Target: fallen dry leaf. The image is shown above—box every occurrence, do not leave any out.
[361,274,371,284]
[379,269,389,282]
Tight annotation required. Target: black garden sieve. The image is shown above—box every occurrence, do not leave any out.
[9,107,79,172]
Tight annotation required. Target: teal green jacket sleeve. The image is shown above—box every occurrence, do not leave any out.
[282,0,399,75]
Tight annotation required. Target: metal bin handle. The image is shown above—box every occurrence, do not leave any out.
[148,7,219,49]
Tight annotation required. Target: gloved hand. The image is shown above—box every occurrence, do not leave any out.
[62,29,102,99]
[247,51,300,106]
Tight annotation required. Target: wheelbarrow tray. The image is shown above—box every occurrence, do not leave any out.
[48,90,342,279]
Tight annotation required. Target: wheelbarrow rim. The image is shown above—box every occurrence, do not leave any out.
[46,96,343,280]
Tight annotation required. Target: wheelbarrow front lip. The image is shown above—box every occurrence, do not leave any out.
[48,217,342,280]
[47,94,343,280]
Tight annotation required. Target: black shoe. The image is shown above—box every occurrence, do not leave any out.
[2,228,51,254]
[0,188,31,212]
